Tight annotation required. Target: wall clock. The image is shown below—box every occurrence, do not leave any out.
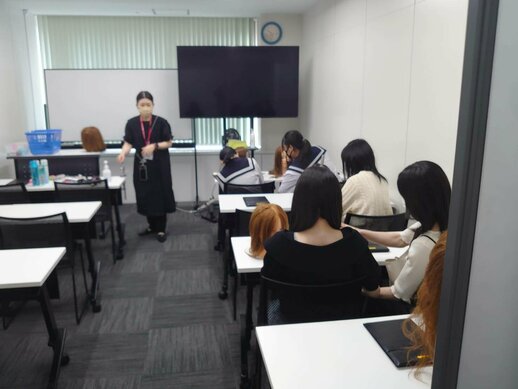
[261,21,283,45]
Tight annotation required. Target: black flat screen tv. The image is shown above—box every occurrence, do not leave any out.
[177,46,299,118]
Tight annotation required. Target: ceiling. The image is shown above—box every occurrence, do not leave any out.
[6,0,321,17]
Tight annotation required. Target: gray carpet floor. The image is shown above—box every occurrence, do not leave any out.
[0,205,257,389]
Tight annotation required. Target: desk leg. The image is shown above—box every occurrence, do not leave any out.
[38,285,69,389]
[83,224,102,313]
[112,190,125,260]
[239,277,255,389]
[218,232,231,300]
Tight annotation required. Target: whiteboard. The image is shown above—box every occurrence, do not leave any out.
[44,69,192,142]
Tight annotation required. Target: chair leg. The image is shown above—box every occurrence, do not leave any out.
[71,244,89,325]
[109,220,117,264]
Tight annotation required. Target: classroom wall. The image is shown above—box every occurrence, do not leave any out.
[457,0,518,387]
[0,0,26,177]
[300,0,468,197]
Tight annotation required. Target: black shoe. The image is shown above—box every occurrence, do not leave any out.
[138,227,153,236]
[157,232,167,243]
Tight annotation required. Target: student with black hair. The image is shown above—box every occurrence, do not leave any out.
[340,139,392,220]
[117,91,176,243]
[278,130,341,193]
[215,145,263,192]
[350,161,451,305]
[263,165,380,293]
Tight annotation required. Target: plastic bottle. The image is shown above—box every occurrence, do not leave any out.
[41,159,50,184]
[29,160,40,186]
[38,160,46,185]
[102,160,112,180]
[249,128,256,149]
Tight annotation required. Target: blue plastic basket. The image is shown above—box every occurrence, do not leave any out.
[25,129,62,155]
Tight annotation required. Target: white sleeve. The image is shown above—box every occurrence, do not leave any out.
[391,238,433,303]
[252,158,264,184]
[322,155,344,182]
[400,222,422,245]
[278,170,299,193]
[341,179,357,220]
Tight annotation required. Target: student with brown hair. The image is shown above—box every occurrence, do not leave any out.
[403,231,448,371]
[247,203,289,259]
[81,126,106,152]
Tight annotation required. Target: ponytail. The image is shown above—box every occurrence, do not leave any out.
[219,146,236,165]
[282,130,313,168]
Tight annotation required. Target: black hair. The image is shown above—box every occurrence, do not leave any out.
[136,91,154,104]
[290,165,342,231]
[341,139,386,182]
[282,130,312,169]
[397,161,451,232]
[219,146,236,165]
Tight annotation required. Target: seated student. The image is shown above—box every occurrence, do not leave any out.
[403,231,447,372]
[262,166,380,320]
[81,126,106,152]
[215,146,263,192]
[278,130,342,193]
[350,161,450,309]
[247,203,289,259]
[340,139,392,220]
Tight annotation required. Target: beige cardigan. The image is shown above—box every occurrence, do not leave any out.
[341,171,392,220]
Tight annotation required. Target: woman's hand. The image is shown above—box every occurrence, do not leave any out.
[117,153,125,163]
[141,144,155,158]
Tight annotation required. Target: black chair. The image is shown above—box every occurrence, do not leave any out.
[54,179,117,263]
[247,275,367,388]
[344,212,408,231]
[0,213,89,325]
[224,181,276,195]
[0,182,29,205]
[217,182,276,302]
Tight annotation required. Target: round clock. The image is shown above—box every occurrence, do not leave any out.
[261,21,283,45]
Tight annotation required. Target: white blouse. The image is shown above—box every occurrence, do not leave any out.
[386,222,440,303]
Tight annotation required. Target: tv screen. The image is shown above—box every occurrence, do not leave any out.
[177,46,299,118]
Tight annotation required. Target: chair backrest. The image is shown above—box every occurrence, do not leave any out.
[344,213,408,231]
[54,179,112,219]
[257,275,366,326]
[235,209,253,237]
[0,212,72,253]
[224,181,275,195]
[0,182,29,205]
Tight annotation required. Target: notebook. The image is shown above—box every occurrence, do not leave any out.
[243,196,269,207]
[367,241,390,253]
[364,319,428,368]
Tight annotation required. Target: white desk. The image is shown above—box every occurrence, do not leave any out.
[262,171,283,183]
[256,315,432,389]
[0,247,70,387]
[0,179,13,186]
[231,236,408,273]
[0,247,66,289]
[0,201,101,223]
[219,193,293,214]
[24,176,126,191]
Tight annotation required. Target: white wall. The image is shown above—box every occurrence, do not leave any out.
[0,0,27,176]
[301,0,468,197]
[457,0,518,387]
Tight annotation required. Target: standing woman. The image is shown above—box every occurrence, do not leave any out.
[117,91,176,243]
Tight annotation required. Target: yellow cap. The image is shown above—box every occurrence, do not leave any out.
[227,139,248,149]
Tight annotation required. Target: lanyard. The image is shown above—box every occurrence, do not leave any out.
[140,116,154,145]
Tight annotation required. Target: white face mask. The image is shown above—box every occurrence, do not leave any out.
[138,106,153,116]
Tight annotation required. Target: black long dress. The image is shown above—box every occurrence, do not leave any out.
[124,115,176,216]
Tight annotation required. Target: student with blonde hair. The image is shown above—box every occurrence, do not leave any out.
[247,203,289,259]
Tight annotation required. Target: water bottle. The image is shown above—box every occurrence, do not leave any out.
[29,160,40,186]
[102,160,112,180]
[41,159,50,184]
[250,128,256,149]
[38,160,46,185]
